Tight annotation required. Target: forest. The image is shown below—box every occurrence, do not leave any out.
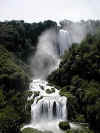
[0,20,57,133]
[0,19,100,133]
[48,29,100,133]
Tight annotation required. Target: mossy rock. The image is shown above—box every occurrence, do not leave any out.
[33,91,40,98]
[51,88,55,93]
[59,121,70,130]
[46,89,52,94]
[46,88,55,94]
[39,85,44,90]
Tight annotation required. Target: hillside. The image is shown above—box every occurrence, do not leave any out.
[0,20,57,133]
[48,32,100,133]
[0,20,57,62]
[0,19,100,133]
[0,45,31,132]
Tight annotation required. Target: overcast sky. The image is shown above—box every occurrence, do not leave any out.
[0,0,100,23]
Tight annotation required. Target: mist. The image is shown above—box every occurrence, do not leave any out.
[57,20,95,55]
[30,20,96,79]
[60,20,94,43]
[31,29,59,79]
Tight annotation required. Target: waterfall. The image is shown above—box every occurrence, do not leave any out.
[31,29,60,80]
[58,20,94,56]
[58,29,72,56]
[21,21,92,132]
[30,80,67,122]
[22,29,69,133]
[23,79,67,133]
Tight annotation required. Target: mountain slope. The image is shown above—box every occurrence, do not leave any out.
[48,33,100,133]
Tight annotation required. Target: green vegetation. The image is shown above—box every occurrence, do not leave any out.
[0,20,57,62]
[0,45,31,132]
[59,121,70,130]
[33,91,40,98]
[65,128,94,133]
[25,90,33,97]
[1,19,100,133]
[0,20,57,133]
[22,128,52,133]
[48,32,100,133]
[46,88,55,94]
[22,128,43,133]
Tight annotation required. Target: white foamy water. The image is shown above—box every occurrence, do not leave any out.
[58,29,72,55]
[22,79,67,133]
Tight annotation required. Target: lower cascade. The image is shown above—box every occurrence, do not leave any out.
[23,79,67,133]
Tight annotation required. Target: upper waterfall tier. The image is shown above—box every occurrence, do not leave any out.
[58,29,72,55]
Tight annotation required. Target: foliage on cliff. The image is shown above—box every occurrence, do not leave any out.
[0,45,31,133]
[0,20,57,62]
[48,32,100,133]
[0,20,57,133]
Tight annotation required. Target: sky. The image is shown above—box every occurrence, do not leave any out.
[0,0,100,23]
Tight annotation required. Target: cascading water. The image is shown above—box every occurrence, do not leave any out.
[23,79,67,133]
[22,26,84,132]
[58,29,72,56]
[22,29,68,133]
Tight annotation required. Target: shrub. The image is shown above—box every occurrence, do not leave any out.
[59,121,70,130]
[46,88,55,94]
